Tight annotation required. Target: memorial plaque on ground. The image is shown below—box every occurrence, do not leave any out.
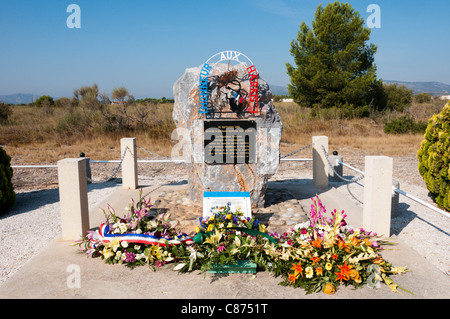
[204,120,256,164]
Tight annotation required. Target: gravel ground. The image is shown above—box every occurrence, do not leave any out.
[1,153,449,285]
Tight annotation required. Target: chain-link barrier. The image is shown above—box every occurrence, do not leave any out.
[136,145,171,160]
[321,145,365,183]
[87,146,133,184]
[280,143,312,159]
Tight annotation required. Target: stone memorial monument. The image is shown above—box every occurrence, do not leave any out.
[172,51,282,208]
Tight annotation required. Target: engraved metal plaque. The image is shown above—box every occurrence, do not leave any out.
[204,120,256,164]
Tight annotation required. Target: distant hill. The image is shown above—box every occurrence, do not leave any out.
[270,84,289,96]
[383,80,450,96]
[0,93,39,105]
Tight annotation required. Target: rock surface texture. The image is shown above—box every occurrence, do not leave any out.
[173,63,283,208]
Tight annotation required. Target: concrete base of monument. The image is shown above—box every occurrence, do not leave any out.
[2,179,448,299]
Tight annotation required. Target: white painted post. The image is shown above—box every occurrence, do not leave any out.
[312,136,329,187]
[363,156,393,237]
[121,137,138,189]
[57,158,89,241]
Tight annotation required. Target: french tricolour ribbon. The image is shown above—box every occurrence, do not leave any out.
[95,223,193,247]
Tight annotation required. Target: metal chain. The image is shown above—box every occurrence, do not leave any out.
[321,145,365,183]
[87,146,132,184]
[136,145,171,160]
[280,143,312,159]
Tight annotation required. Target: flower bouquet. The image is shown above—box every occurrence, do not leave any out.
[77,190,192,268]
[271,196,410,294]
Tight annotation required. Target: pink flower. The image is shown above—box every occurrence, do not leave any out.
[217,244,226,252]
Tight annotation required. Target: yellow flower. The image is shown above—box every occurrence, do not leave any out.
[204,230,223,245]
[226,214,232,220]
[101,247,115,260]
[110,238,121,252]
[259,224,267,233]
[390,266,408,275]
[323,283,335,295]
[194,227,200,233]
[325,262,333,271]
[207,224,214,233]
[305,266,314,278]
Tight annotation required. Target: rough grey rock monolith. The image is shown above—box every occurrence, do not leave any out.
[172,63,282,208]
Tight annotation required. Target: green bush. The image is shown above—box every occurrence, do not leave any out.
[417,102,450,211]
[383,115,427,134]
[0,102,13,124]
[0,146,15,214]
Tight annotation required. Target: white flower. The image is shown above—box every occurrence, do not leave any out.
[135,253,146,260]
[121,241,128,248]
[135,229,142,234]
[119,223,128,234]
[134,245,141,251]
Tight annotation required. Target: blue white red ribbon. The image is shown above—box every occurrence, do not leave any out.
[93,223,193,247]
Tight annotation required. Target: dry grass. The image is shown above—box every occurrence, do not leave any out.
[1,100,441,164]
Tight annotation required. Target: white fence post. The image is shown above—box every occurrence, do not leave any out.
[312,136,329,187]
[121,137,138,190]
[363,156,393,237]
[57,158,89,241]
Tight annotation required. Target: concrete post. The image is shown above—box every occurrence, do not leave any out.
[121,137,138,189]
[312,136,329,187]
[363,156,393,237]
[328,154,343,182]
[57,158,89,241]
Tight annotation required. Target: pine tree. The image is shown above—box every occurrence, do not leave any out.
[286,1,379,117]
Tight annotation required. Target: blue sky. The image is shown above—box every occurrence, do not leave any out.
[0,0,449,99]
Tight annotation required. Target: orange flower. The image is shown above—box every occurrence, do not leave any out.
[291,261,303,277]
[337,238,347,250]
[288,273,297,284]
[351,236,360,246]
[337,239,351,253]
[331,253,338,260]
[315,267,323,276]
[335,262,353,282]
[311,256,321,264]
[323,283,335,295]
[373,257,385,265]
[312,238,322,248]
[335,271,347,283]
[348,269,362,283]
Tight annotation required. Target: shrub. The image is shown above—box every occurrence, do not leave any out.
[417,102,450,211]
[0,146,15,214]
[414,93,432,104]
[383,115,427,134]
[383,83,413,112]
[0,101,13,124]
[34,95,54,107]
